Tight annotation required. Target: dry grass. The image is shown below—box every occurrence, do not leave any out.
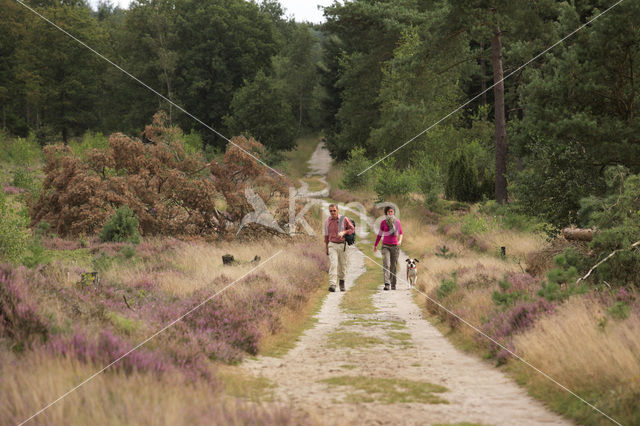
[0,352,295,425]
[102,238,319,298]
[515,297,640,390]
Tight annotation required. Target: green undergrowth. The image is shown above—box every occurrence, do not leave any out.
[282,135,320,178]
[320,375,449,404]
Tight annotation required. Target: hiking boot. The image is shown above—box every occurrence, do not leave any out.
[328,285,336,292]
[339,280,345,292]
[391,284,396,290]
[383,283,390,291]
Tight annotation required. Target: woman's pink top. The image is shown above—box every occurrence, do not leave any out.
[374,218,402,247]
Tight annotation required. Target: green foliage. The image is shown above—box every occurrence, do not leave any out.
[460,214,489,236]
[416,159,442,207]
[21,237,51,269]
[437,273,457,299]
[445,150,482,202]
[0,192,29,262]
[224,70,297,151]
[99,206,140,244]
[0,133,41,166]
[608,301,630,320]
[69,131,109,157]
[435,245,454,259]
[340,147,371,189]
[480,200,544,233]
[492,279,526,308]
[577,169,640,285]
[121,245,136,259]
[373,162,418,199]
[538,251,586,302]
[183,130,203,155]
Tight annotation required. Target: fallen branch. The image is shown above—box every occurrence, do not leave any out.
[562,226,595,242]
[123,294,135,311]
[576,240,640,284]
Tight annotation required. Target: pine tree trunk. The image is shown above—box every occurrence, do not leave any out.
[480,41,487,107]
[491,21,508,204]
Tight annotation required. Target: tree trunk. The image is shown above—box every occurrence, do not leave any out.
[480,41,487,107]
[491,20,508,204]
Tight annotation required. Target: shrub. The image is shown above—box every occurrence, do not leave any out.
[21,237,51,269]
[183,130,203,155]
[578,170,640,285]
[0,193,29,262]
[0,132,41,166]
[340,147,371,189]
[436,273,457,299]
[0,266,49,350]
[373,162,418,199]
[99,206,140,244]
[416,159,441,206]
[69,131,110,157]
[538,251,587,302]
[445,150,481,202]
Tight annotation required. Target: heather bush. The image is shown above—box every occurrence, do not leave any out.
[47,330,171,377]
[99,206,141,244]
[481,299,556,358]
[0,266,49,350]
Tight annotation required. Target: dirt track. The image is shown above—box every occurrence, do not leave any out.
[240,142,571,425]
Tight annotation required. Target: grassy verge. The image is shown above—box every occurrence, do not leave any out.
[397,198,639,426]
[259,280,327,357]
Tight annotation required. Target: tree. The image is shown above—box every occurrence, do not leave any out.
[224,70,297,152]
[14,3,106,143]
[513,1,640,225]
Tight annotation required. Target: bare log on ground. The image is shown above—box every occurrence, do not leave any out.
[562,227,595,242]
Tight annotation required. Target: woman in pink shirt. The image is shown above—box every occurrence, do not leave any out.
[374,206,403,290]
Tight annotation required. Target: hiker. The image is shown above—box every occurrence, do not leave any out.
[374,206,403,290]
[324,203,355,292]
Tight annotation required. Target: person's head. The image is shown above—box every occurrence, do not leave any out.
[329,203,339,219]
[384,206,395,216]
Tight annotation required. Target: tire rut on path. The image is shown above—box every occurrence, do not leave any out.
[239,142,571,425]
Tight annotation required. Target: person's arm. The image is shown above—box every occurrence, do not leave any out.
[344,217,355,235]
[373,222,384,251]
[324,222,329,255]
[397,220,403,245]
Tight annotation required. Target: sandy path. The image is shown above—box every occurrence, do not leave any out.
[240,142,571,425]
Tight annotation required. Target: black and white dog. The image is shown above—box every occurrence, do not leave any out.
[405,258,419,286]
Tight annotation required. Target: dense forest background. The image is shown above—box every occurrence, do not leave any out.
[1,0,639,233]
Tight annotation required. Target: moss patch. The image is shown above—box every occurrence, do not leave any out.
[320,375,448,404]
[326,331,384,349]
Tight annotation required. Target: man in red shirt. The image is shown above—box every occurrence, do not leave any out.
[324,203,355,292]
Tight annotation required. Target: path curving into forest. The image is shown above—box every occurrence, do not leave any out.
[240,142,570,425]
